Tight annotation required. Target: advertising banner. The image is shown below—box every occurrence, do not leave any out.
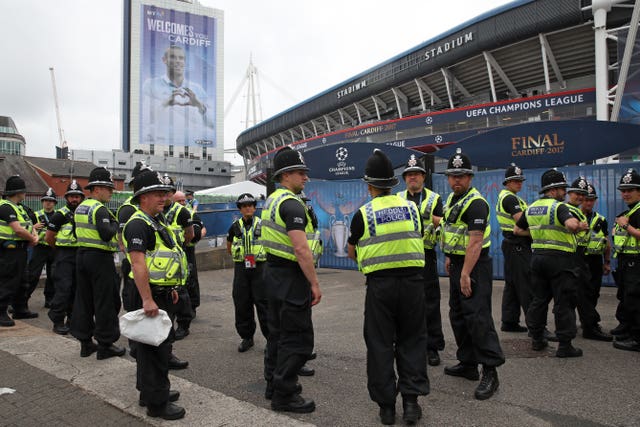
[139,4,216,147]
[435,120,640,168]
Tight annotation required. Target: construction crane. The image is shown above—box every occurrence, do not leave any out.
[49,67,69,159]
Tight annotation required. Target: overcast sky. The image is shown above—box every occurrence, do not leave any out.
[0,0,512,165]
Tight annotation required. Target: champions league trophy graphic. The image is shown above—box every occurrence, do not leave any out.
[329,213,349,257]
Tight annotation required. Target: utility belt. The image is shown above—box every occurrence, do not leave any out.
[575,246,587,257]
[0,240,29,250]
[150,284,184,295]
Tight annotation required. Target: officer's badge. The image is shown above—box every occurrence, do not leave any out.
[408,155,417,167]
[297,151,305,165]
[452,156,464,168]
[70,180,78,190]
[156,172,165,184]
[514,166,522,176]
[623,173,633,184]
[46,188,53,196]
[578,178,586,189]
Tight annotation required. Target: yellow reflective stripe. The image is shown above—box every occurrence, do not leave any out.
[360,252,424,268]
[358,231,423,248]
[262,240,295,256]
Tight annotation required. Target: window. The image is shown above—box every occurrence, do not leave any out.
[118,161,126,166]
[184,146,189,156]
[98,160,108,165]
[169,145,174,156]
[149,144,155,155]
[195,167,201,171]
[208,167,214,172]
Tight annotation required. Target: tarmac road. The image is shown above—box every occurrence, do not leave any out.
[1,267,639,426]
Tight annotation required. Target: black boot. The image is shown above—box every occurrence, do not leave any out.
[265,382,301,400]
[531,337,548,351]
[556,342,583,358]
[444,362,479,380]
[427,349,441,366]
[298,364,315,376]
[80,340,97,358]
[475,366,499,400]
[613,338,640,352]
[583,325,613,342]
[271,394,315,413]
[11,308,38,319]
[379,405,396,425]
[52,322,70,335]
[168,354,189,370]
[238,337,253,352]
[0,310,15,327]
[146,402,186,420]
[402,395,422,425]
[501,322,527,332]
[175,326,190,340]
[139,390,180,407]
[96,343,126,360]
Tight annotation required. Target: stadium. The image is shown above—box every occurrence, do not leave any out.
[236,0,639,184]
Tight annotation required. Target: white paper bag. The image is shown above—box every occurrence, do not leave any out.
[119,309,172,346]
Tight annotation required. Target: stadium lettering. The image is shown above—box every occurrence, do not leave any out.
[511,133,565,157]
[424,32,473,61]
[336,80,368,99]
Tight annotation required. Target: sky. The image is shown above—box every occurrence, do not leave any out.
[0,0,513,165]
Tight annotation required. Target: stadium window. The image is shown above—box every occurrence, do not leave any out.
[118,161,126,165]
[149,144,155,155]
[208,167,214,172]
[195,167,201,171]
[169,145,174,156]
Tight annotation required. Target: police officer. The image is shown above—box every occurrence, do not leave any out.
[397,154,445,367]
[261,146,320,413]
[123,168,187,420]
[25,188,57,308]
[0,176,38,327]
[566,177,611,341]
[441,148,504,400]
[71,167,124,359]
[226,193,269,352]
[46,180,85,335]
[163,179,194,340]
[348,149,428,426]
[581,182,613,341]
[496,164,531,333]
[514,169,589,357]
[611,168,640,352]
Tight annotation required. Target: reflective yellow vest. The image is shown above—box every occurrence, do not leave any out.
[35,209,54,246]
[586,212,607,255]
[566,204,589,248]
[397,189,441,250]
[261,188,320,262]
[74,199,118,251]
[165,202,189,247]
[613,203,640,256]
[496,189,527,232]
[356,195,424,274]
[116,196,137,223]
[526,198,576,253]
[0,200,33,241]
[231,217,266,262]
[123,212,188,286]
[441,188,491,255]
[55,206,78,247]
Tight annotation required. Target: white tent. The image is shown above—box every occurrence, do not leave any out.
[195,180,266,198]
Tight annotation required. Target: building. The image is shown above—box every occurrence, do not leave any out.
[0,116,26,156]
[236,0,639,183]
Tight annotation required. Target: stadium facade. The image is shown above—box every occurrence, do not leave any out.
[237,0,639,184]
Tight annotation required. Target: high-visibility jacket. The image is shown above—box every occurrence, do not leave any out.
[231,217,266,262]
[261,188,320,262]
[35,209,54,245]
[496,189,527,233]
[355,195,424,274]
[566,204,589,248]
[441,188,491,255]
[74,199,118,252]
[54,206,78,247]
[165,202,189,247]
[123,212,188,286]
[586,212,607,255]
[0,200,33,241]
[397,189,441,250]
[613,203,640,256]
[526,198,576,253]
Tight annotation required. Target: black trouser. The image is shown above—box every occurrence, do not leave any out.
[0,246,28,312]
[136,286,179,408]
[424,249,444,351]
[500,239,532,325]
[263,263,314,400]
[448,255,505,367]
[574,251,599,329]
[616,255,640,341]
[176,246,199,329]
[232,262,269,340]
[71,249,121,345]
[581,254,604,328]
[364,273,429,406]
[526,252,579,343]
[614,264,628,329]
[26,244,55,304]
[48,248,77,324]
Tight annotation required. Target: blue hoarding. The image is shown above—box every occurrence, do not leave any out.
[139,5,216,148]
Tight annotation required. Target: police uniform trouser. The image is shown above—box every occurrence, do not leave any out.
[26,244,55,304]
[613,265,628,329]
[574,252,599,329]
[121,258,142,312]
[232,261,269,340]
[263,263,313,399]
[424,249,444,351]
[364,273,429,405]
[71,249,121,345]
[526,252,578,342]
[48,248,77,324]
[0,246,28,312]
[616,255,640,341]
[501,239,532,325]
[136,286,179,408]
[449,255,505,367]
[582,254,604,327]
[175,246,199,329]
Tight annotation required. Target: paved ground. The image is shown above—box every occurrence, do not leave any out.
[1,267,639,426]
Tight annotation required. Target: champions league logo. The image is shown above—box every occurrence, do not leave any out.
[328,146,355,177]
[336,146,348,162]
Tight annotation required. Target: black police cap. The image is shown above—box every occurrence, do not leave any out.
[40,187,57,202]
[401,154,426,177]
[567,176,588,194]
[3,175,26,196]
[272,147,309,179]
[618,168,640,190]
[539,169,568,194]
[503,163,525,186]
[363,148,399,189]
[86,167,115,189]
[132,169,172,199]
[585,183,597,199]
[64,179,85,197]
[445,148,474,176]
[236,193,257,208]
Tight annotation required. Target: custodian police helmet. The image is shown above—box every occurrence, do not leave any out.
[41,187,57,203]
[272,147,309,179]
[567,176,588,194]
[539,169,568,194]
[444,148,474,176]
[86,167,115,189]
[363,149,399,189]
[401,154,426,178]
[132,169,172,199]
[3,175,26,196]
[64,179,85,198]
[236,193,257,208]
[503,163,526,186]
[585,183,598,199]
[618,168,640,190]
